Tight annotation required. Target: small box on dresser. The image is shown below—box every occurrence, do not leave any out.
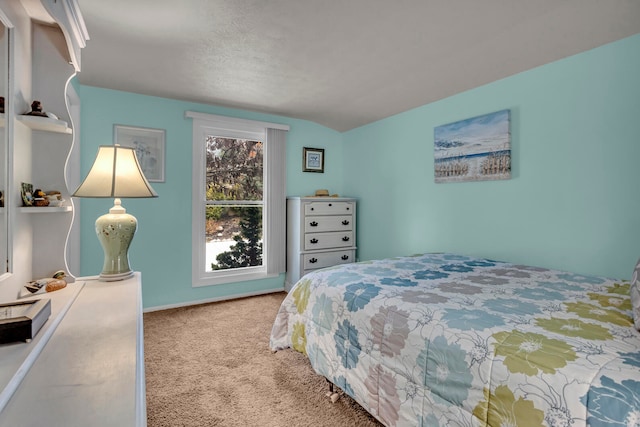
[286,197,357,291]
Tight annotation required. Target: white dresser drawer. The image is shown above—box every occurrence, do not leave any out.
[303,250,355,270]
[304,231,354,250]
[304,215,353,233]
[304,201,354,216]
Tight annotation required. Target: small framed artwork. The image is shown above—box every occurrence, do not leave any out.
[114,125,166,182]
[303,147,324,173]
[21,182,33,206]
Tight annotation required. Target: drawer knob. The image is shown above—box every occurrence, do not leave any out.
[309,221,318,227]
[310,207,314,211]
[310,258,318,264]
[328,203,332,207]
[342,220,350,225]
[346,207,350,210]
[310,238,319,244]
[341,255,349,260]
[342,236,350,242]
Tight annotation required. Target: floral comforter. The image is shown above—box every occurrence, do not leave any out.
[269,253,640,427]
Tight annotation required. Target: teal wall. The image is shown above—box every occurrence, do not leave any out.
[78,33,640,309]
[343,34,640,280]
[76,87,343,308]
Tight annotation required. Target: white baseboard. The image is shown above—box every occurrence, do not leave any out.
[143,287,285,313]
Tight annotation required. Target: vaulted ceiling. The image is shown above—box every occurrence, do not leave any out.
[75,1,640,132]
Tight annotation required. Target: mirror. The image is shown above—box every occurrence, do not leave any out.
[0,16,10,279]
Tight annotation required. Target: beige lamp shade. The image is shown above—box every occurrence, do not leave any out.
[72,145,158,198]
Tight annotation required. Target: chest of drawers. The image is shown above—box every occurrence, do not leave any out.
[286,197,357,291]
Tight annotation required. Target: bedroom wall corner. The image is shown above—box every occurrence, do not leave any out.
[76,85,343,309]
[342,33,640,280]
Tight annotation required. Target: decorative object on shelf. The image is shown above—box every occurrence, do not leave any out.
[32,189,49,206]
[25,100,47,117]
[72,145,158,281]
[20,182,33,206]
[22,100,61,120]
[0,299,51,344]
[0,190,3,207]
[0,96,4,114]
[19,270,67,299]
[434,109,511,183]
[46,191,64,207]
[303,147,325,173]
[114,124,166,182]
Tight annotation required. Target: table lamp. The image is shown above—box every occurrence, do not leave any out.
[72,145,158,281]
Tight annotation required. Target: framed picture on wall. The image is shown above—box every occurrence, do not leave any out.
[303,147,324,173]
[434,109,511,183]
[114,125,166,182]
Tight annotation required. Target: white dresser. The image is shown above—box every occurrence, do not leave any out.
[0,273,146,426]
[286,197,357,291]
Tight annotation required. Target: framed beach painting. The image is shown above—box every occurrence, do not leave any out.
[434,109,511,183]
[114,125,166,182]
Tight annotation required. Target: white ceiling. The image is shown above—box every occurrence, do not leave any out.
[75,0,640,132]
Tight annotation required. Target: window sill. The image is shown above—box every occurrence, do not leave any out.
[192,268,278,287]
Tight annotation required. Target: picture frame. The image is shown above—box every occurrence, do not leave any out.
[303,147,325,173]
[114,125,166,182]
[434,109,511,183]
[21,182,33,206]
[0,298,51,344]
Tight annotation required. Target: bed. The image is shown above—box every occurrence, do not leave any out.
[270,253,640,427]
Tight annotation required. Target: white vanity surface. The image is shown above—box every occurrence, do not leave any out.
[0,273,145,426]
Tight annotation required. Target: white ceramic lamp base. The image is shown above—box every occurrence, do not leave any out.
[95,199,137,281]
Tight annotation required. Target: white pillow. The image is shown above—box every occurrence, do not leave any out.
[631,258,640,331]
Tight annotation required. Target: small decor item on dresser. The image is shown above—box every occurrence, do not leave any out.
[303,147,324,173]
[307,189,340,197]
[21,182,34,206]
[0,299,51,344]
[19,270,67,299]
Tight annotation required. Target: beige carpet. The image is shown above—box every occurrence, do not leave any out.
[144,292,383,427]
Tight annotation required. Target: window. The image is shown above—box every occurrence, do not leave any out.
[187,112,288,287]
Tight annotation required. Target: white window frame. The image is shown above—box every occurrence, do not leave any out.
[187,111,289,287]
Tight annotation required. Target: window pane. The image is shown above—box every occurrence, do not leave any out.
[205,206,263,272]
[206,137,263,201]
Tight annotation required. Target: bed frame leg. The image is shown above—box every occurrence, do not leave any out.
[324,379,340,403]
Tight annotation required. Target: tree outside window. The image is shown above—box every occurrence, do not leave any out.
[205,137,264,271]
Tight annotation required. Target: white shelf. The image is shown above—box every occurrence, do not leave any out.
[16,115,71,134]
[18,206,72,213]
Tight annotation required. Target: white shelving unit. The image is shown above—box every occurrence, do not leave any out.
[9,2,87,283]
[18,206,72,213]
[15,114,71,134]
